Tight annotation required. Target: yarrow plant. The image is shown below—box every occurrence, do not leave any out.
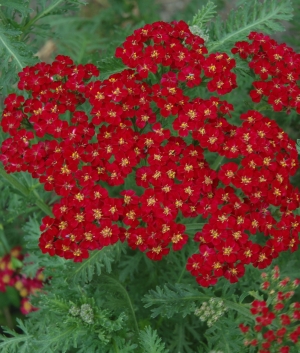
[0,0,299,352]
[1,20,300,288]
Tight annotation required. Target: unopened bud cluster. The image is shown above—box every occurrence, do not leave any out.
[69,303,94,325]
[194,297,227,327]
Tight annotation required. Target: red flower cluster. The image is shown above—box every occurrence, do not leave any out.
[232,32,300,112]
[115,21,236,93]
[239,266,300,353]
[0,247,44,314]
[0,20,299,286]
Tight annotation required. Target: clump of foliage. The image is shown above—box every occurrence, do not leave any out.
[0,1,300,352]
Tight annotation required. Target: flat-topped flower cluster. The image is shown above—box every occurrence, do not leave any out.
[1,20,300,286]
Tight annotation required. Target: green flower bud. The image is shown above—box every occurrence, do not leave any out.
[69,305,80,317]
[80,304,94,324]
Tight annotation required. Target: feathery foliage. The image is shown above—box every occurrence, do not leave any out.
[143,283,210,318]
[98,56,127,80]
[0,1,300,352]
[203,312,244,353]
[189,0,217,28]
[139,327,169,353]
[0,25,32,71]
[0,0,30,14]
[65,246,120,284]
[208,0,294,52]
[0,319,32,353]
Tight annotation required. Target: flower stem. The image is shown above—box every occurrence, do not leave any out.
[3,307,13,329]
[102,275,139,333]
[0,224,10,254]
[177,264,186,283]
[22,0,66,34]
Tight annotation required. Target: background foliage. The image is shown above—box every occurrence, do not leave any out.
[0,0,300,352]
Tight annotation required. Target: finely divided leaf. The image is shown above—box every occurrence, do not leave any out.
[190,0,217,28]
[143,283,210,318]
[0,319,32,353]
[66,246,116,283]
[98,56,126,80]
[0,0,31,14]
[0,24,34,71]
[139,327,169,353]
[208,0,294,53]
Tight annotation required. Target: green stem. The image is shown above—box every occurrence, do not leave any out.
[211,154,225,171]
[0,167,53,216]
[149,295,211,304]
[113,339,120,353]
[0,224,10,254]
[3,307,13,329]
[176,265,186,284]
[102,275,139,333]
[22,0,66,33]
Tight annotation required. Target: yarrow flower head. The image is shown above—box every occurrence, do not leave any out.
[239,266,300,353]
[1,20,300,287]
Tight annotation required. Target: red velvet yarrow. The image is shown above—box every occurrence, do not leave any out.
[0,21,300,286]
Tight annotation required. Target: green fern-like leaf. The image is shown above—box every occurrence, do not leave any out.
[208,0,294,52]
[168,319,196,353]
[66,245,120,283]
[204,312,244,353]
[143,283,211,318]
[98,56,126,80]
[0,0,31,14]
[0,23,34,74]
[118,251,144,282]
[139,326,169,353]
[22,216,68,278]
[24,0,86,28]
[108,337,138,353]
[189,0,217,28]
[0,319,32,353]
